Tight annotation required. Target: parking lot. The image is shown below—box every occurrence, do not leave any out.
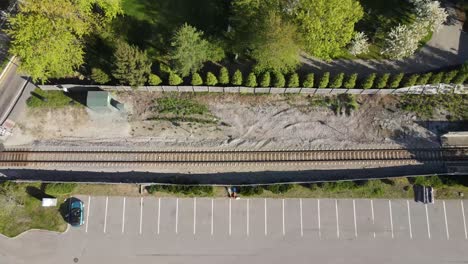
[74,196,468,241]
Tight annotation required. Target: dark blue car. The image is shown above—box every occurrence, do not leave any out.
[69,199,84,227]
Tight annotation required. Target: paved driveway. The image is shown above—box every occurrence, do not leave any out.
[1,197,467,264]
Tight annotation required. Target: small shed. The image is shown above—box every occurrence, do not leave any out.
[42,198,57,207]
[86,91,110,111]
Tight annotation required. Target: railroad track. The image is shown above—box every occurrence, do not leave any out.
[0,148,466,167]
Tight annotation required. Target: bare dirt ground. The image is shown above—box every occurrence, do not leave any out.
[1,92,453,150]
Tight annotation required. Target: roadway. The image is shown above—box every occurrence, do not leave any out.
[0,196,467,264]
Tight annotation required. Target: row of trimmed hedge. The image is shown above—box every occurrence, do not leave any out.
[149,66,468,89]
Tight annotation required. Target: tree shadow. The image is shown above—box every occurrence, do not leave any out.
[25,186,55,201]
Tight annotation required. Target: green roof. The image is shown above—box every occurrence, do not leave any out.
[86,91,109,109]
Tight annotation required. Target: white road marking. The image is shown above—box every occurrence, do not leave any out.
[388,200,394,238]
[300,199,303,237]
[462,200,467,240]
[193,198,197,235]
[139,197,143,235]
[407,200,413,239]
[370,199,375,238]
[247,199,250,236]
[85,196,91,233]
[335,199,340,238]
[175,198,179,234]
[282,199,285,236]
[318,199,321,239]
[425,204,431,239]
[157,198,161,235]
[121,197,126,234]
[353,199,357,238]
[443,200,449,240]
[211,199,214,236]
[104,196,108,233]
[229,199,232,236]
[264,198,268,236]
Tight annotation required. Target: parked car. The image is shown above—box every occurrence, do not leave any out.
[426,186,434,204]
[69,199,84,227]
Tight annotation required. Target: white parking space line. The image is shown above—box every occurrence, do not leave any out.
[370,200,375,238]
[247,199,250,236]
[443,201,449,240]
[388,200,394,239]
[462,200,467,240]
[335,199,340,238]
[264,199,268,236]
[300,199,303,237]
[282,199,285,236]
[229,199,232,236]
[157,198,161,235]
[121,197,126,234]
[353,200,357,238]
[104,196,108,233]
[193,198,197,235]
[211,199,214,236]
[139,197,143,235]
[407,200,413,239]
[425,204,431,239]
[176,198,179,234]
[318,199,321,239]
[85,196,91,233]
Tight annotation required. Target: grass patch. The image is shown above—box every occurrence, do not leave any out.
[305,95,359,115]
[26,88,78,109]
[151,93,216,123]
[400,94,468,121]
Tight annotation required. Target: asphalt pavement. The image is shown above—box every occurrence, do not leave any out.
[0,197,467,264]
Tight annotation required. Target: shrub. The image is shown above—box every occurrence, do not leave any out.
[417,72,432,85]
[413,176,443,188]
[146,185,213,195]
[330,73,344,88]
[361,73,376,89]
[429,72,443,84]
[232,70,243,86]
[239,186,263,196]
[318,72,330,88]
[168,72,183,85]
[148,74,162,85]
[260,72,271,87]
[91,68,110,84]
[343,73,358,89]
[287,73,299,88]
[191,73,203,86]
[389,73,404,88]
[206,72,218,86]
[402,74,419,87]
[44,183,77,195]
[272,71,286,87]
[375,73,390,88]
[453,73,467,84]
[218,67,229,85]
[302,73,314,88]
[266,184,293,194]
[442,70,458,83]
[245,72,258,87]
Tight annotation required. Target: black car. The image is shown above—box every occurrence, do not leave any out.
[68,199,85,227]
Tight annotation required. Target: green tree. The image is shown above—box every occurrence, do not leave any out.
[273,71,286,87]
[260,72,271,87]
[318,72,330,88]
[302,73,315,88]
[91,68,110,84]
[287,73,300,88]
[7,0,121,82]
[442,70,458,83]
[375,73,390,89]
[218,67,229,85]
[293,0,364,60]
[112,41,152,87]
[232,70,243,86]
[168,72,183,85]
[344,73,358,89]
[429,72,443,84]
[361,73,376,89]
[389,73,404,88]
[330,73,344,88]
[170,24,224,77]
[191,73,203,86]
[148,74,162,85]
[206,72,218,86]
[245,72,258,87]
[402,74,419,87]
[417,72,433,85]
